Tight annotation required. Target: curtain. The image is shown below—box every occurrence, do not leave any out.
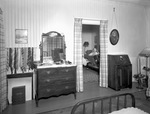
[0,8,7,112]
[6,47,36,74]
[74,18,83,92]
[99,20,108,87]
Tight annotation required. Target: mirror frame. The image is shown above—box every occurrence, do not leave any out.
[39,31,66,63]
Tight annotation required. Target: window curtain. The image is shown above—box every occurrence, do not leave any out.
[0,8,7,112]
[6,47,36,74]
[99,20,108,87]
[74,18,83,92]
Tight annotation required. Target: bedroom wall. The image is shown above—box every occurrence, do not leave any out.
[2,0,149,101]
[3,0,148,63]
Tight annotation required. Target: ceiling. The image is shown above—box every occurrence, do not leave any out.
[109,0,150,6]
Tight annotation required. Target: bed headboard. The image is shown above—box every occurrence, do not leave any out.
[71,93,135,114]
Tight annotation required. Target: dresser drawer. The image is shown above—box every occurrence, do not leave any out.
[61,83,76,90]
[38,80,76,90]
[37,68,57,77]
[38,75,75,85]
[38,87,56,98]
[37,67,76,80]
[38,82,76,98]
[58,67,76,75]
[56,83,76,94]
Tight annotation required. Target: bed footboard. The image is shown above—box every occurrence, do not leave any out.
[71,93,135,114]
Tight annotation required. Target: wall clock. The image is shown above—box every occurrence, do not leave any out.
[109,29,119,45]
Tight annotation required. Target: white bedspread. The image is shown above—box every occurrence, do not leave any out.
[82,57,89,66]
[109,107,148,114]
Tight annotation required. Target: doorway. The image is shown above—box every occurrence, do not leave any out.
[82,24,100,84]
[74,18,108,92]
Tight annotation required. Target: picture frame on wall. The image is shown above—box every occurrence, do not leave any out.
[109,29,119,45]
[15,29,28,44]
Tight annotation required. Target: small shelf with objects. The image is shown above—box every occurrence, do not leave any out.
[136,48,150,100]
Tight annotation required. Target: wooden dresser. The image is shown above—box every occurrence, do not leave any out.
[35,65,76,107]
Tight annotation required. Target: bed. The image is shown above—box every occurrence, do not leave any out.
[83,50,99,73]
[71,93,148,114]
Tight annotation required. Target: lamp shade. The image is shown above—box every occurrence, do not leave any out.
[139,47,150,57]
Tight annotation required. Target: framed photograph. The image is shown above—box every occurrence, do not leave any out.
[15,29,28,44]
[109,29,119,45]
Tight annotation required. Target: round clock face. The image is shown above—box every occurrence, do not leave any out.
[109,29,119,45]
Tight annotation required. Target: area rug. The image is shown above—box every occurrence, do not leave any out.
[83,67,98,83]
[38,90,150,114]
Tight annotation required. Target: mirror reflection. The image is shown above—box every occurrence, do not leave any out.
[40,31,66,65]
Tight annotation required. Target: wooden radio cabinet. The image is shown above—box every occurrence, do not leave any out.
[35,65,76,106]
[108,55,132,91]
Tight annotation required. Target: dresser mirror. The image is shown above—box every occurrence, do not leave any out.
[39,31,66,64]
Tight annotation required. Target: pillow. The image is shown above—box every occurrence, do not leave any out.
[109,107,148,114]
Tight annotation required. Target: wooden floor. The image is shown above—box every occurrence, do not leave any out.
[2,82,145,114]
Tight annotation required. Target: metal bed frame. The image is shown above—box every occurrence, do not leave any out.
[71,93,135,114]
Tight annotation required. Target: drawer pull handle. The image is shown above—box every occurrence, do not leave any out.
[65,86,69,89]
[65,77,69,80]
[47,71,51,74]
[65,69,69,72]
[46,89,51,92]
[45,79,50,82]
